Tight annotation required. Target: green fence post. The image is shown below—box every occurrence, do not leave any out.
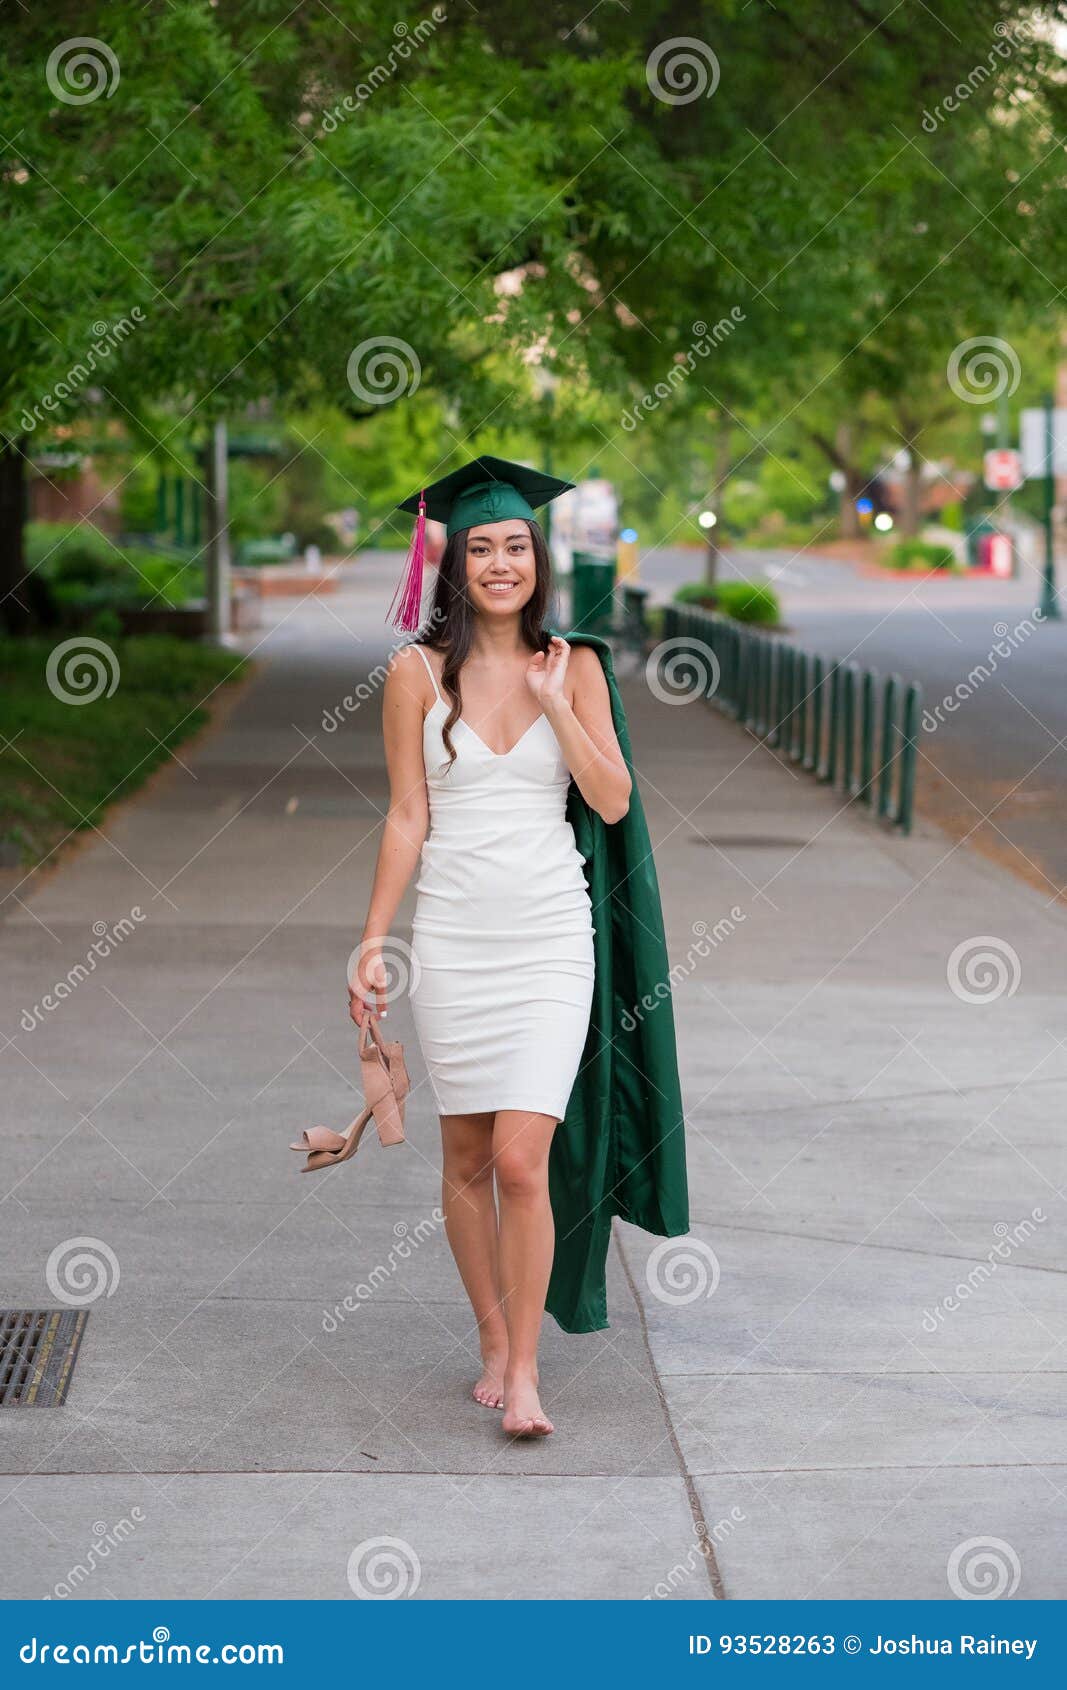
[878,675,900,820]
[842,662,858,795]
[860,669,875,806]
[792,651,807,763]
[822,662,841,785]
[808,654,824,774]
[898,683,921,834]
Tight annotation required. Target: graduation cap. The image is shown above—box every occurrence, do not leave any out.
[390,455,575,631]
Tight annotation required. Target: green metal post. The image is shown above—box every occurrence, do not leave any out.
[860,669,875,806]
[808,655,824,774]
[878,675,899,820]
[842,662,857,794]
[1038,394,1061,620]
[898,684,921,834]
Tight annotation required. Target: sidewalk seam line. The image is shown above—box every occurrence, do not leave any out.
[613,1221,726,1601]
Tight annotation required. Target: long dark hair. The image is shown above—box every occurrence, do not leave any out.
[417,520,553,767]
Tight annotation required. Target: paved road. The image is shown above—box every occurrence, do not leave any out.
[2,553,1066,1598]
[642,544,1067,901]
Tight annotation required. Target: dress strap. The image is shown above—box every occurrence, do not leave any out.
[410,642,444,705]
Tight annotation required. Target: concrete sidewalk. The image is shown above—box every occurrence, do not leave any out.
[2,553,1065,1600]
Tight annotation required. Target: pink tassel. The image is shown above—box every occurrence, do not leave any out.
[389,492,426,632]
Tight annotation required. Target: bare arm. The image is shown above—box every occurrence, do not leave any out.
[527,639,631,825]
[351,647,430,1024]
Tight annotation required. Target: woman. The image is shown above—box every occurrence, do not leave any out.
[351,458,631,1438]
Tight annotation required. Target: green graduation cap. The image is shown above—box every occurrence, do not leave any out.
[391,456,575,629]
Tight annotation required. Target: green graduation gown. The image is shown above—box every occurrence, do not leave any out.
[545,632,690,1333]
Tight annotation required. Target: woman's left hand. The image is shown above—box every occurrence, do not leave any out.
[525,636,569,705]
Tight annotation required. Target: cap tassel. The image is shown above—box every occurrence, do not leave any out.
[389,492,427,632]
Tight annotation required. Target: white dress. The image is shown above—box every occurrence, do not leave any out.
[408,644,595,1120]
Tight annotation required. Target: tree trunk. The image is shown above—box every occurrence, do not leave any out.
[900,457,923,537]
[0,439,30,633]
[703,417,730,588]
[836,423,861,539]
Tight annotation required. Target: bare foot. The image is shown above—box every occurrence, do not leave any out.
[502,1373,553,1437]
[473,1347,507,1409]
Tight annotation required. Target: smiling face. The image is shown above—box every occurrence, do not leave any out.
[464,520,537,616]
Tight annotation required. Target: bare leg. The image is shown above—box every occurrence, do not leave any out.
[440,1111,508,1407]
[493,1109,558,1437]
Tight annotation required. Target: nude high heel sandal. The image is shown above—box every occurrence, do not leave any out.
[290,1015,408,1173]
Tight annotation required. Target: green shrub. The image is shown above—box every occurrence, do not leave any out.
[883,539,956,572]
[674,578,781,625]
[24,522,203,613]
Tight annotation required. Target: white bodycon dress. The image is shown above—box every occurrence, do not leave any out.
[408,644,595,1120]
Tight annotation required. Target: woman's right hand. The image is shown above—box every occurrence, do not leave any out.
[349,944,389,1026]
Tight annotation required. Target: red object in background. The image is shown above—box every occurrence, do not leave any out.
[983,448,1023,492]
[975,532,1013,576]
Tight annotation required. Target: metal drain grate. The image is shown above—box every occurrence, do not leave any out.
[0,1309,89,1406]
